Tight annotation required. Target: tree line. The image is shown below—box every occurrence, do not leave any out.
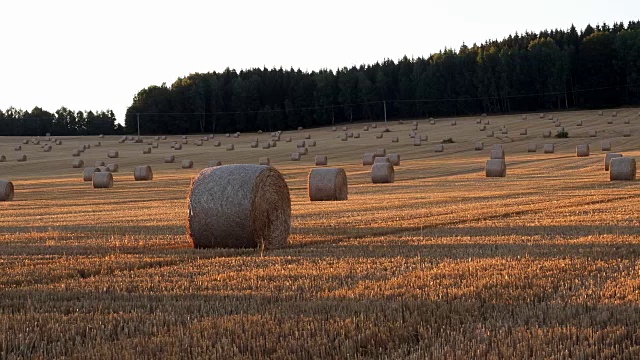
[0,107,123,136]
[125,20,640,135]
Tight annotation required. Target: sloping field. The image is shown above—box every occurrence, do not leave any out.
[0,108,639,359]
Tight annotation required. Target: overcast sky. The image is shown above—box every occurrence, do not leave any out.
[1,0,638,124]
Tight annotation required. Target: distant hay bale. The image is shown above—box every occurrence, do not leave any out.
[486,131,494,137]
[226,144,234,151]
[543,144,555,153]
[409,131,416,138]
[308,140,316,147]
[576,120,583,126]
[388,153,400,166]
[308,168,348,201]
[412,121,418,125]
[143,147,152,154]
[420,134,428,141]
[181,160,194,169]
[623,129,631,137]
[412,124,418,130]
[474,142,484,151]
[83,167,100,181]
[187,164,291,249]
[154,136,160,140]
[429,120,436,125]
[522,115,528,120]
[599,110,604,116]
[226,133,231,137]
[342,126,347,131]
[43,145,52,152]
[298,147,308,155]
[490,149,505,159]
[72,149,81,157]
[601,140,612,151]
[95,141,101,147]
[543,131,552,138]
[374,148,386,157]
[257,130,262,134]
[22,139,28,145]
[305,134,311,139]
[362,153,375,165]
[0,155,5,162]
[347,131,354,138]
[371,163,394,183]
[476,119,482,124]
[501,128,508,134]
[434,144,444,153]
[92,172,113,188]
[16,154,27,162]
[72,159,84,168]
[480,125,486,131]
[95,161,105,167]
[353,133,360,138]
[285,137,292,142]
[213,141,221,147]
[363,126,369,131]
[376,133,383,139]
[208,160,222,167]
[195,140,203,146]
[483,120,490,125]
[161,136,167,140]
[297,140,306,148]
[107,150,119,158]
[340,134,347,141]
[371,124,377,128]
[262,143,271,149]
[576,144,590,157]
[134,165,153,181]
[604,153,623,171]
[450,120,456,126]
[528,143,537,152]
[589,130,597,137]
[331,127,337,131]
[612,111,618,117]
[270,140,277,147]
[398,120,404,124]
[291,152,301,161]
[298,127,304,131]
[607,119,613,124]
[485,159,506,177]
[374,156,390,164]
[14,145,21,151]
[414,138,421,146]
[259,157,270,165]
[152,142,159,148]
[392,137,399,143]
[481,113,487,117]
[250,141,259,148]
[0,180,14,201]
[539,113,545,119]
[609,157,636,180]
[106,163,119,172]
[164,155,175,163]
[203,136,209,141]
[624,119,630,124]
[315,155,328,166]
[520,129,527,135]
[234,133,240,138]
[555,122,562,127]
[181,139,188,144]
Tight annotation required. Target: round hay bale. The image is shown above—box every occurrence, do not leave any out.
[555,122,562,127]
[342,126,348,131]
[291,152,301,161]
[601,141,612,151]
[520,129,527,135]
[412,121,418,125]
[623,129,631,137]
[429,120,436,125]
[92,172,113,188]
[83,167,100,182]
[624,119,630,124]
[485,159,506,177]
[95,161,105,167]
[374,156,390,164]
[522,115,527,120]
[476,119,482,124]
[414,138,421,146]
[94,141,101,147]
[392,137,399,143]
[187,165,291,249]
[539,113,545,119]
[16,154,27,162]
[371,163,394,183]
[270,140,277,148]
[143,147,152,154]
[226,133,231,137]
[387,153,400,166]
[72,149,81,157]
[161,135,167,140]
[331,127,337,131]
[543,131,552,138]
[0,155,5,162]
[483,120,490,125]
[298,147,308,155]
[308,140,316,147]
[152,142,159,148]
[486,131,494,137]
[450,120,456,126]
[412,124,418,130]
[604,153,623,171]
[298,127,304,131]
[181,160,194,169]
[543,144,555,154]
[208,160,222,167]
[118,136,127,143]
[362,153,375,165]
[213,141,221,147]
[56,140,62,145]
[434,144,444,153]
[262,143,271,149]
[106,163,119,172]
[43,145,52,152]
[164,155,175,163]
[363,126,369,131]
[576,120,583,126]
[226,144,234,151]
[304,134,311,139]
[296,140,306,148]
[490,149,505,159]
[154,136,160,140]
[420,135,428,141]
[203,136,209,141]
[376,133,383,139]
[479,125,486,131]
[0,180,14,201]
[134,165,153,181]
[340,134,348,141]
[609,157,636,180]
[527,143,537,152]
[353,133,360,138]
[308,168,348,201]
[107,150,119,158]
[14,145,21,151]
[599,110,604,116]
[97,166,110,173]
[607,119,614,124]
[492,144,503,150]
[576,144,590,157]
[315,155,328,166]
[259,157,270,165]
[257,130,262,134]
[371,123,377,128]
[589,130,597,137]
[612,111,618,117]
[374,148,386,158]
[474,142,484,151]
[22,139,28,145]
[182,135,188,140]
[181,139,188,144]
[501,128,509,134]
[250,141,259,148]
[195,140,203,146]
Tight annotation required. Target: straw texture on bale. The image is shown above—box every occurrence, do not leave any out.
[434,144,444,152]
[362,153,375,165]
[609,157,636,180]
[612,111,618,117]
[208,160,222,167]
[308,168,348,201]
[291,152,301,161]
[107,150,119,158]
[543,144,555,153]
[226,144,234,151]
[250,141,259,148]
[501,128,508,134]
[164,155,175,163]
[187,165,291,249]
[181,160,194,169]
[0,180,14,201]
[340,134,347,141]
[476,119,482,124]
[315,155,328,166]
[371,163,395,183]
[107,163,119,172]
[387,153,400,166]
[374,156,390,164]
[601,141,612,151]
[484,120,490,125]
[527,143,537,152]
[412,124,418,130]
[475,142,484,151]
[604,153,623,171]
[92,172,113,188]
[490,149,505,159]
[16,154,27,162]
[599,110,604,116]
[576,144,590,157]
[485,159,506,177]
[83,167,100,182]
[363,126,369,131]
[259,157,270,165]
[134,165,153,181]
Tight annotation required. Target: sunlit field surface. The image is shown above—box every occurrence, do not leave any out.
[1,109,639,359]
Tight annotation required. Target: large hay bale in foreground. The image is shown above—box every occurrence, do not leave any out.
[576,144,590,157]
[107,150,119,158]
[315,155,328,166]
[187,165,291,249]
[388,153,400,166]
[604,153,623,171]
[0,180,14,201]
[485,159,506,177]
[92,172,113,188]
[609,157,636,180]
[83,167,100,182]
[308,168,348,201]
[134,165,153,181]
[371,163,394,183]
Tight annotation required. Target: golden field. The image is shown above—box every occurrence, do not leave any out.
[0,109,639,359]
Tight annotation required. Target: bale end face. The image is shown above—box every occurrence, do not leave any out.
[308,168,348,201]
[485,159,506,177]
[134,165,153,181]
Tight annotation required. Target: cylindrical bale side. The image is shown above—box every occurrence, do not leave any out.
[315,155,328,166]
[83,167,100,182]
[527,143,537,152]
[174,143,183,150]
[485,159,506,177]
[601,141,612,151]
[490,149,505,159]
[226,144,234,151]
[486,131,494,137]
[434,144,444,152]
[543,144,555,153]
[181,160,194,169]
[95,161,105,167]
[134,165,153,181]
[475,142,484,151]
[414,138,421,146]
[576,144,590,157]
[16,154,27,162]
[387,153,400,166]
[374,157,390,164]
[107,150,119,158]
[187,165,291,249]
[308,168,348,201]
[604,153,623,171]
[72,159,84,168]
[374,148,386,157]
[371,163,395,183]
[362,153,375,165]
[92,172,113,188]
[0,180,14,201]
[291,152,301,161]
[609,157,636,181]
[106,163,119,172]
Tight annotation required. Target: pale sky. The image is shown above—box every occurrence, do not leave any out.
[1,0,638,124]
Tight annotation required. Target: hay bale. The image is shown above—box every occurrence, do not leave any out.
[623,129,631,137]
[374,148,386,158]
[143,147,152,154]
[599,110,604,116]
[362,153,375,165]
[363,126,369,131]
[429,120,436,125]
[604,153,623,171]
[106,163,119,172]
[371,124,377,128]
[95,161,105,167]
[392,137,399,143]
[475,142,484,151]
[543,131,552,138]
[208,160,222,167]
[226,133,231,137]
[285,137,292,142]
[203,136,209,141]
[398,120,404,124]
[332,127,337,131]
[492,144,503,150]
[16,154,27,162]
[522,115,528,120]
[291,152,301,161]
[577,120,583,126]
[490,149,505,159]
[95,141,101,147]
[450,120,456,126]
[259,157,270,165]
[624,119,630,124]
[414,138,421,146]
[315,155,328,166]
[226,144,234,151]
[270,140,277,147]
[72,149,81,157]
[434,144,444,153]
[14,145,21,151]
[308,168,348,201]
[486,131,494,137]
[612,111,618,117]
[420,134,428,141]
[555,122,562,127]
[354,133,360,138]
[181,160,194,169]
[164,155,175,163]
[527,143,537,152]
[543,144,555,153]
[501,128,509,134]
[308,140,316,147]
[161,136,167,140]
[412,121,418,125]
[107,150,119,158]
[539,113,545,119]
[134,165,153,180]
[374,156,390,164]
[213,141,221,147]
[409,131,416,138]
[371,163,394,183]
[305,134,311,139]
[342,126,347,131]
[152,142,159,148]
[83,167,100,181]
[22,139,28,145]
[0,180,14,201]
[0,155,5,162]
[607,119,613,124]
[43,145,52,152]
[520,129,527,135]
[92,172,113,188]
[298,147,308,155]
[476,119,482,124]
[376,133,383,139]
[601,140,612,151]
[387,153,400,166]
[154,136,160,140]
[485,159,506,177]
[250,141,259,148]
[257,130,262,134]
[298,127,304,131]
[233,133,240,138]
[589,130,597,137]
[479,125,486,131]
[483,120,490,125]
[97,166,110,173]
[296,140,306,148]
[195,140,203,146]
[262,143,271,149]
[181,139,188,144]
[340,134,347,141]
[187,165,291,249]
[576,144,590,157]
[609,157,636,180]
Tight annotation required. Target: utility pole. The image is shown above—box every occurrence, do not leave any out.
[383,101,387,123]
[136,113,140,137]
